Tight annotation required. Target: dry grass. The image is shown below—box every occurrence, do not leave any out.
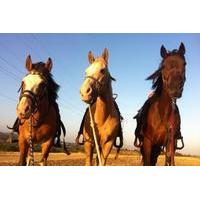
[1,151,200,166]
[1,132,200,166]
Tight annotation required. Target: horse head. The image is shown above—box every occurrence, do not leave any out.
[16,55,53,119]
[160,43,186,99]
[80,48,115,104]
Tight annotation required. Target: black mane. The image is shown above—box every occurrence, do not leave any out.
[31,62,60,103]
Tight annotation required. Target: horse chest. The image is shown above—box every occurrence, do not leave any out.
[20,123,56,143]
[96,117,118,137]
[151,119,172,145]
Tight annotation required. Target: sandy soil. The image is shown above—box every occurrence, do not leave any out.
[0,151,200,166]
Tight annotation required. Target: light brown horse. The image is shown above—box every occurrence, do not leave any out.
[80,48,122,166]
[16,55,68,166]
[135,43,186,166]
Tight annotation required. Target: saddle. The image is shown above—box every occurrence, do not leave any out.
[133,96,183,147]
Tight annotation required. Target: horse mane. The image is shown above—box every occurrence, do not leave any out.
[31,62,60,103]
[146,63,163,97]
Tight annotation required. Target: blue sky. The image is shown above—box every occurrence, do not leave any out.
[0,33,199,155]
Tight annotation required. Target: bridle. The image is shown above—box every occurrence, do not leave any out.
[85,75,105,93]
[19,73,48,115]
[84,72,115,95]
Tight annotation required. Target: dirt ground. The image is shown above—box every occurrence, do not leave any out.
[1,151,200,166]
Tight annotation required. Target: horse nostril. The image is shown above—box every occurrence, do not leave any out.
[86,87,91,94]
[24,105,30,113]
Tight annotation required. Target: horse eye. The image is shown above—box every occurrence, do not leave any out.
[100,69,105,74]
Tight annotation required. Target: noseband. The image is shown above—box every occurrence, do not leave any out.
[85,76,104,92]
[85,73,114,94]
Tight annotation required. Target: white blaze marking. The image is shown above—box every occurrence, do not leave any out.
[85,62,104,76]
[23,74,43,94]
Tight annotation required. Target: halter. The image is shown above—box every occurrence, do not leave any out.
[85,75,104,91]
[84,73,114,95]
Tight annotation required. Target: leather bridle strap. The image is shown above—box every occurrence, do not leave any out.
[20,90,38,105]
[85,76,103,88]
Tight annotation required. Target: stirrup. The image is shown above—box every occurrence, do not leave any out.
[113,93,118,100]
[134,137,142,148]
[75,134,84,145]
[176,138,184,150]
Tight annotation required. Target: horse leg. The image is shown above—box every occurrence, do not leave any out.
[170,139,175,166]
[95,153,99,166]
[165,136,175,166]
[142,138,152,166]
[101,140,114,166]
[150,145,161,166]
[39,139,54,166]
[84,141,94,166]
[26,147,31,166]
[18,137,28,166]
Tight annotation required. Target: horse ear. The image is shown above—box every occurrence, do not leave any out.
[88,51,95,64]
[160,45,167,58]
[45,58,53,71]
[102,48,109,64]
[25,55,32,71]
[178,42,185,56]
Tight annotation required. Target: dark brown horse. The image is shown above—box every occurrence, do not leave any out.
[134,43,186,166]
[15,55,69,166]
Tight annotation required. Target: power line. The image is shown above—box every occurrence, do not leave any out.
[0,54,24,76]
[16,34,43,60]
[27,34,83,115]
[0,91,17,103]
[30,34,52,57]
[30,34,77,86]
[0,40,25,68]
[0,66,20,82]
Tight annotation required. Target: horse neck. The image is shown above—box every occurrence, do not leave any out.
[94,81,114,125]
[157,86,172,119]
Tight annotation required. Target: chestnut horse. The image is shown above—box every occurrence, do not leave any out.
[135,43,186,166]
[79,48,123,166]
[16,55,69,166]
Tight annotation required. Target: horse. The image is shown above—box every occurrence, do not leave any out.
[15,55,69,166]
[79,48,123,166]
[134,43,186,166]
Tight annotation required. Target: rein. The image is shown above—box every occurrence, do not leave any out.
[27,116,34,166]
[88,105,103,166]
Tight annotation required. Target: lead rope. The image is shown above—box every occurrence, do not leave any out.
[27,116,34,166]
[88,105,103,166]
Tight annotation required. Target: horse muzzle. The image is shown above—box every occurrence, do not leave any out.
[169,86,183,98]
[80,82,97,104]
[16,99,33,119]
[80,92,96,104]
